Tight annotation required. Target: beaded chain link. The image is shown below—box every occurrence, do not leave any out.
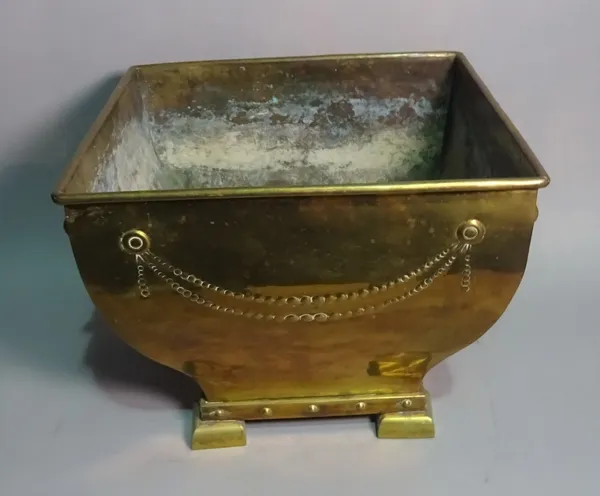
[123,220,484,323]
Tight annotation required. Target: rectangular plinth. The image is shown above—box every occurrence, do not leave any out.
[200,392,427,421]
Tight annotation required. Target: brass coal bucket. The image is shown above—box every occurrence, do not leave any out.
[52,52,549,449]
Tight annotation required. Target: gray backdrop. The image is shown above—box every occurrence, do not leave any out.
[1,1,598,495]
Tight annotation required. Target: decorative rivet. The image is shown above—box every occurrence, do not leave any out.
[128,237,143,250]
[400,399,413,409]
[261,407,273,417]
[120,229,151,254]
[463,226,479,240]
[212,409,226,418]
[307,404,320,414]
[356,401,367,411]
[457,219,486,245]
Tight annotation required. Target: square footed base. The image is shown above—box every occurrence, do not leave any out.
[190,392,435,450]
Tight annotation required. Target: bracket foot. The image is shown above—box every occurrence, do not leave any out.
[191,405,247,450]
[376,394,435,439]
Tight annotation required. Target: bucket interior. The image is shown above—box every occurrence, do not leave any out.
[60,54,540,196]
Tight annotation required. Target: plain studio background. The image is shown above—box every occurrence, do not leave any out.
[0,1,597,495]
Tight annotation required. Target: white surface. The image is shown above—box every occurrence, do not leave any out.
[1,1,599,495]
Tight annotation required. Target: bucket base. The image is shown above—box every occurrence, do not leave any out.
[191,391,434,449]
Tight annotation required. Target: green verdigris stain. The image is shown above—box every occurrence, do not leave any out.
[93,86,449,193]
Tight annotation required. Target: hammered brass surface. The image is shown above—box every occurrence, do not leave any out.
[52,52,550,446]
[63,189,538,402]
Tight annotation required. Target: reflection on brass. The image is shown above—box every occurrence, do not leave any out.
[52,51,550,449]
[368,353,431,378]
[192,415,247,449]
[377,394,435,439]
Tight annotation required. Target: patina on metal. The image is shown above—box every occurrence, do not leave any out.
[52,52,550,449]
